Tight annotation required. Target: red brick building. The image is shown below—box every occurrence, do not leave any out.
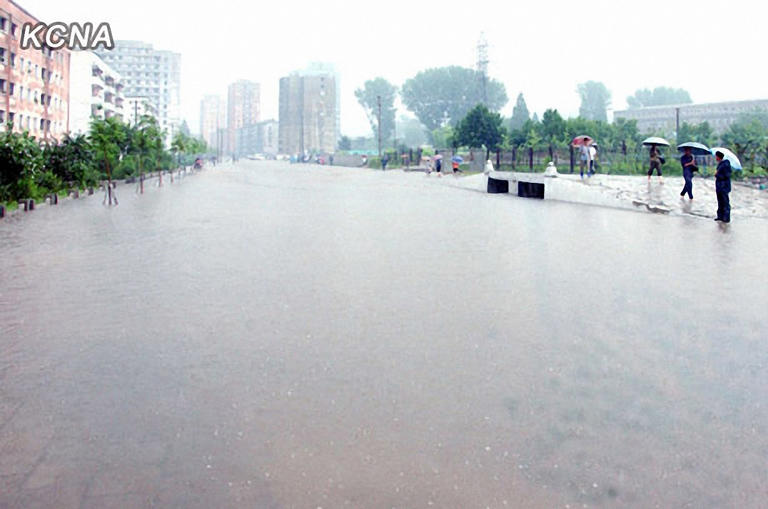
[0,0,70,142]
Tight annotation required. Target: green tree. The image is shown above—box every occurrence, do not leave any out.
[455,104,508,159]
[401,66,508,131]
[397,115,429,148]
[627,87,692,109]
[0,128,44,202]
[44,134,98,188]
[721,113,768,171]
[355,77,398,145]
[676,121,715,147]
[509,93,530,131]
[431,125,455,150]
[577,81,611,122]
[338,136,352,151]
[540,109,566,145]
[89,117,126,203]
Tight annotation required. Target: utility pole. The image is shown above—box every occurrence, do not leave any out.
[476,32,489,106]
[377,95,382,160]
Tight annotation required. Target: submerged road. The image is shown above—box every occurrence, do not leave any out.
[1,161,767,508]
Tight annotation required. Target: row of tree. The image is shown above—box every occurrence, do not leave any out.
[444,105,768,174]
[354,67,697,148]
[0,116,208,204]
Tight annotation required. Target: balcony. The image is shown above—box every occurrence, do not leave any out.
[91,83,103,97]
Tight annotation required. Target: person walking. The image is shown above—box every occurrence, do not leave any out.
[579,137,592,179]
[434,154,443,177]
[714,151,732,222]
[589,144,598,176]
[381,154,389,171]
[648,145,663,183]
[679,147,696,200]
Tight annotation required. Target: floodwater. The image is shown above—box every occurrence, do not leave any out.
[1,161,767,508]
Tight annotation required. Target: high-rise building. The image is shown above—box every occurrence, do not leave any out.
[302,62,340,142]
[199,94,224,153]
[279,72,336,155]
[0,0,70,141]
[95,40,180,145]
[227,80,259,156]
[68,50,124,134]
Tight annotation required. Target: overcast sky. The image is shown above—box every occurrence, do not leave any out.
[22,0,768,137]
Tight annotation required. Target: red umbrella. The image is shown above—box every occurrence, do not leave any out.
[572,135,593,147]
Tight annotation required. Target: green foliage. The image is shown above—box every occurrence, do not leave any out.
[455,104,507,158]
[338,135,352,151]
[577,81,611,122]
[509,93,530,131]
[540,109,566,145]
[355,77,398,144]
[676,121,715,147]
[721,113,768,170]
[401,66,508,131]
[43,134,99,188]
[627,87,692,109]
[397,115,429,148]
[431,126,455,150]
[0,128,44,202]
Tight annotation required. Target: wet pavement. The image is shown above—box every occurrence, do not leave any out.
[1,161,767,508]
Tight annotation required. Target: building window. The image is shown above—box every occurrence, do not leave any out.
[0,79,5,94]
[40,118,44,131]
[0,17,6,32]
[8,82,13,95]
[0,110,4,124]
[10,52,15,68]
[11,23,17,37]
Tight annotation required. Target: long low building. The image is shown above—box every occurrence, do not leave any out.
[614,99,768,135]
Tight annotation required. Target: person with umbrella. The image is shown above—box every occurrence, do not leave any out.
[679,147,697,199]
[451,155,463,175]
[573,136,593,179]
[648,145,663,182]
[714,150,732,222]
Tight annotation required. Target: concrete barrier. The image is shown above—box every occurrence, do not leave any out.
[485,171,546,199]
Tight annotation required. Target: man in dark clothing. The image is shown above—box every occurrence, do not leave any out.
[714,151,732,222]
[680,147,696,199]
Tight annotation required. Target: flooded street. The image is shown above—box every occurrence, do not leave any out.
[1,161,767,508]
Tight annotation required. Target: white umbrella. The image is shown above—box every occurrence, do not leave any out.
[710,147,742,171]
[642,136,671,147]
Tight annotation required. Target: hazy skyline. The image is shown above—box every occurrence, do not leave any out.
[22,0,768,138]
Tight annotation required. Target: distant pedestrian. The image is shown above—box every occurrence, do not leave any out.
[579,137,592,179]
[452,159,462,174]
[589,144,598,176]
[679,147,696,200]
[434,154,443,177]
[381,154,389,170]
[648,145,663,183]
[714,151,732,222]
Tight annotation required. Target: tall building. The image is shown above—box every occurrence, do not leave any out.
[69,50,124,134]
[199,94,224,153]
[95,40,180,145]
[226,80,259,155]
[0,0,70,141]
[614,99,768,135]
[279,72,336,155]
[302,62,340,142]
